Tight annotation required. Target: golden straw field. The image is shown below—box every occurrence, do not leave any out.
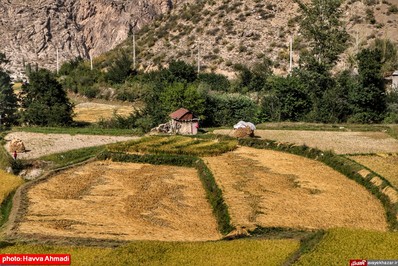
[349,154,398,189]
[74,102,133,123]
[204,147,387,231]
[17,161,220,241]
[0,170,23,203]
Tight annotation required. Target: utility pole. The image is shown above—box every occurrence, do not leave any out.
[289,36,293,73]
[90,51,93,71]
[196,40,201,74]
[133,31,136,69]
[56,47,59,75]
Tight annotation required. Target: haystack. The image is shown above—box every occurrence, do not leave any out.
[9,139,26,153]
[233,126,254,138]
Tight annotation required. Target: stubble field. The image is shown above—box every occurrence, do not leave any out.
[73,102,134,123]
[16,161,220,242]
[204,147,387,231]
[349,154,398,189]
[214,129,398,154]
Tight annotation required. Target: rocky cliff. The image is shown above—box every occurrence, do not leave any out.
[0,0,184,79]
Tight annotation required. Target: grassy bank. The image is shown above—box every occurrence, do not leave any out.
[14,126,141,136]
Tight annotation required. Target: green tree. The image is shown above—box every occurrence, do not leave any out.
[262,75,311,121]
[20,69,74,126]
[168,60,197,83]
[294,0,349,69]
[0,53,18,127]
[372,38,398,75]
[349,48,386,122]
[106,52,134,84]
[160,82,206,118]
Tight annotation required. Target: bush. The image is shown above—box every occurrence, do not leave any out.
[204,93,259,126]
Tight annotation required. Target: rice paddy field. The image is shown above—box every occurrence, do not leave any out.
[0,170,23,204]
[15,161,220,242]
[295,228,398,265]
[349,154,398,189]
[214,129,398,154]
[108,135,238,157]
[204,147,387,231]
[0,239,299,266]
[73,102,134,123]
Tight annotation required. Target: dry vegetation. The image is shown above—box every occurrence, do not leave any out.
[16,161,220,241]
[204,147,387,231]
[4,132,136,160]
[0,170,24,203]
[349,154,398,190]
[215,129,398,154]
[73,102,134,123]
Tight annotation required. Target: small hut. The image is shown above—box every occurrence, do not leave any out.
[169,108,199,135]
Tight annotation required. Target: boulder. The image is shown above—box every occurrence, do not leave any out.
[9,139,26,153]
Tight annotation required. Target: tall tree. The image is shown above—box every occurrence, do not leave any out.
[294,0,349,69]
[349,48,386,122]
[20,69,74,126]
[0,53,18,127]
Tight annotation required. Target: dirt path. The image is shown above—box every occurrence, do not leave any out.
[4,132,138,159]
[215,129,398,154]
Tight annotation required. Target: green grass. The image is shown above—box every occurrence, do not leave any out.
[14,126,141,136]
[0,239,299,266]
[108,135,238,157]
[256,122,392,132]
[40,146,106,169]
[295,228,398,265]
[0,131,12,169]
[0,191,15,228]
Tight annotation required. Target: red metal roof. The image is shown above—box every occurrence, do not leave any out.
[169,108,196,120]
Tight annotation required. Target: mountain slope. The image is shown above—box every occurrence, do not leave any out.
[0,0,188,79]
[133,0,398,76]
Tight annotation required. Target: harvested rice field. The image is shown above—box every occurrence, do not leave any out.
[214,129,398,154]
[204,147,387,231]
[74,102,134,123]
[349,154,398,189]
[16,161,220,241]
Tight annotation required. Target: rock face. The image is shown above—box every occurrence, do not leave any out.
[0,0,183,79]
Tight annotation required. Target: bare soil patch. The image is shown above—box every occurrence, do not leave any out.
[214,129,398,154]
[204,147,387,231]
[74,102,134,123]
[16,161,220,241]
[4,132,136,160]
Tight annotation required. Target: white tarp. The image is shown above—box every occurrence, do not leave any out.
[233,121,256,131]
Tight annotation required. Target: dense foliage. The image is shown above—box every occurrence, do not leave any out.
[0,53,18,127]
[20,69,73,126]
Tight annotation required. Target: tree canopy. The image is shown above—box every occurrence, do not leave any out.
[20,69,74,126]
